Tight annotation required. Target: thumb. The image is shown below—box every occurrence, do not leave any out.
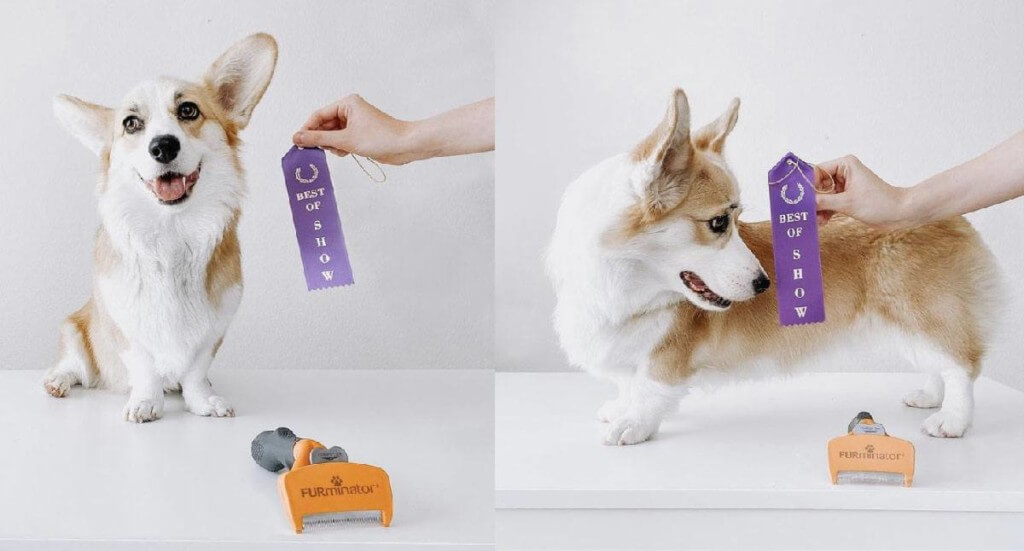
[815,190,846,213]
[293,129,352,151]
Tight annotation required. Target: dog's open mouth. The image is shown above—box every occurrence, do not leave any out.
[680,271,732,309]
[145,166,200,205]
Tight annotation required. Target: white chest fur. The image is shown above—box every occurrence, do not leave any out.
[98,221,240,378]
[554,290,677,378]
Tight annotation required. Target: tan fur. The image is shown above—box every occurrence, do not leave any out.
[186,83,242,147]
[206,212,243,309]
[622,91,741,237]
[51,229,132,391]
[53,300,127,393]
[189,83,246,175]
[65,305,96,380]
[93,226,119,275]
[622,90,993,386]
[177,88,213,141]
[692,98,739,153]
[212,337,225,357]
[650,215,991,383]
[99,148,111,193]
[617,156,739,244]
[631,114,677,165]
[203,32,278,132]
[54,218,242,391]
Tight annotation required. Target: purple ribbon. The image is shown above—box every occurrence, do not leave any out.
[281,146,354,291]
[767,152,825,325]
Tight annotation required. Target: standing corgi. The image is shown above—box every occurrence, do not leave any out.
[548,88,999,445]
[43,33,278,422]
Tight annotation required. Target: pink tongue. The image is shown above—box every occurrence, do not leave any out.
[153,177,186,201]
[685,273,708,291]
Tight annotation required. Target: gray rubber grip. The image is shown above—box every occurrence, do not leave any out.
[311,445,349,464]
[848,411,874,433]
[251,427,301,472]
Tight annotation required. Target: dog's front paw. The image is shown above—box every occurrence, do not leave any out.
[187,395,235,418]
[604,412,661,445]
[922,410,970,438]
[596,397,629,423]
[123,397,164,423]
[42,373,75,398]
[902,389,942,409]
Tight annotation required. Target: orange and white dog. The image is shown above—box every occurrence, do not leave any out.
[548,88,999,445]
[42,33,278,422]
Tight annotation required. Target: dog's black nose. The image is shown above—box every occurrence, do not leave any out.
[149,135,180,164]
[752,273,771,295]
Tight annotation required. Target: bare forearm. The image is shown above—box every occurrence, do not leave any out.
[901,130,1024,226]
[403,98,494,161]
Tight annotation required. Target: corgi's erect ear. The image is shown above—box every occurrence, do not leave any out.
[693,98,739,153]
[203,32,278,130]
[53,95,113,156]
[633,88,693,173]
[630,89,694,214]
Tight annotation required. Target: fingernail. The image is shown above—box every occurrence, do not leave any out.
[293,132,307,145]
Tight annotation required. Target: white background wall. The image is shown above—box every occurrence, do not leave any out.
[495,0,1024,389]
[0,0,494,371]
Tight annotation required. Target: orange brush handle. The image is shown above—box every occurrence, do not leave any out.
[292,438,325,469]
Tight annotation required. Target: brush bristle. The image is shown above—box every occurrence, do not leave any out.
[836,471,906,486]
[302,511,383,530]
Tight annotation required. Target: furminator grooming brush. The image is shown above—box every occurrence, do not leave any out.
[251,427,393,532]
[827,412,915,487]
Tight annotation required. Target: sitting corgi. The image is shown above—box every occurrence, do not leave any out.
[43,33,278,422]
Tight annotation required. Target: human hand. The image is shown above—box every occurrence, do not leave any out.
[292,94,422,165]
[814,155,912,231]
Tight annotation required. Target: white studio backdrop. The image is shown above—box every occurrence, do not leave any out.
[495,0,1024,390]
[0,0,494,371]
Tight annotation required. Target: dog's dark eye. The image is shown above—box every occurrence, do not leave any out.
[177,102,200,121]
[708,214,730,234]
[122,116,144,134]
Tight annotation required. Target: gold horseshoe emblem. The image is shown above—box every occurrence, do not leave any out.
[295,164,319,184]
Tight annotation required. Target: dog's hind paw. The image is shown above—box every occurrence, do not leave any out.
[902,389,942,409]
[604,413,660,445]
[188,395,235,418]
[596,398,629,423]
[123,398,163,423]
[922,410,970,438]
[42,373,75,398]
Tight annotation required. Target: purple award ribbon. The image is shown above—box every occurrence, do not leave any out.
[281,146,354,291]
[767,152,825,325]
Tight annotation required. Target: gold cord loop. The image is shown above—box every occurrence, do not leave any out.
[769,157,836,194]
[352,155,387,184]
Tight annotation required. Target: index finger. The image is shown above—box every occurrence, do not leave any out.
[812,164,837,193]
[815,157,845,176]
[301,102,345,132]
[814,157,849,193]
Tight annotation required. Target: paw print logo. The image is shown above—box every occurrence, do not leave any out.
[331,476,343,486]
[865,444,875,454]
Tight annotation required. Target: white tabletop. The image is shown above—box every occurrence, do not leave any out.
[496,371,1024,512]
[0,369,493,550]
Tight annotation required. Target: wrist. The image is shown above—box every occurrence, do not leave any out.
[400,118,442,163]
[893,185,926,229]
